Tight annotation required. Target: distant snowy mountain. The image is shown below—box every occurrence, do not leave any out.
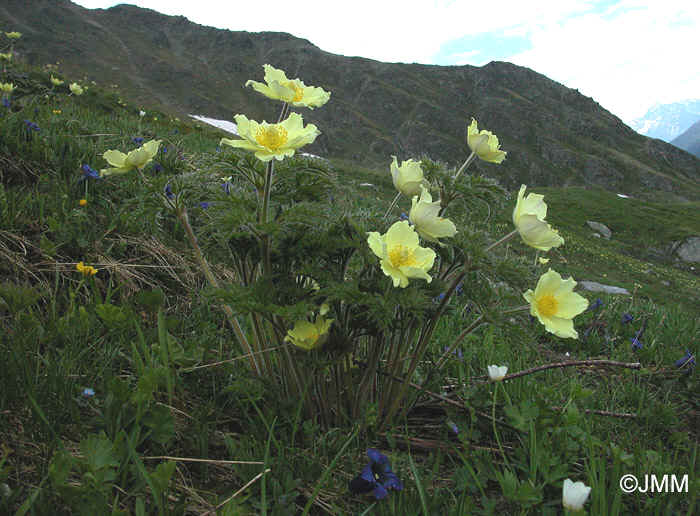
[671,119,700,158]
[630,100,700,142]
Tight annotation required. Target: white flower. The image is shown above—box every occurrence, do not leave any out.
[139,110,146,117]
[562,479,591,512]
[487,365,508,381]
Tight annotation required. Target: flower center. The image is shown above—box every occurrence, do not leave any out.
[388,245,417,268]
[536,294,558,317]
[255,125,288,150]
[285,81,304,102]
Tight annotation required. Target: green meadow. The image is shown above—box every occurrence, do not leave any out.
[0,60,698,516]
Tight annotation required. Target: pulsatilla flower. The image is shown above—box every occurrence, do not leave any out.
[523,269,589,339]
[69,83,84,95]
[0,83,15,93]
[0,53,12,61]
[409,185,457,244]
[220,113,319,162]
[76,261,98,276]
[512,185,564,251]
[487,365,508,381]
[562,479,591,512]
[5,32,22,39]
[349,449,403,500]
[50,75,64,86]
[284,315,333,351]
[467,118,506,163]
[100,139,161,176]
[390,156,427,197]
[367,220,436,288]
[246,64,330,109]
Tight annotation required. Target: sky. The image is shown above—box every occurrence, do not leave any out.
[72,0,699,123]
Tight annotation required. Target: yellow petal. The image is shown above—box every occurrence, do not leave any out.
[103,149,127,168]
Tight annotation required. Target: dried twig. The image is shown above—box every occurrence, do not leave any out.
[201,468,271,516]
[141,455,263,466]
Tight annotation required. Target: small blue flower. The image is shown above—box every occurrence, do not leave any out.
[164,183,174,200]
[1,97,9,109]
[630,332,644,350]
[199,201,210,209]
[447,421,459,435]
[455,282,463,296]
[173,129,179,134]
[349,449,403,500]
[23,120,40,131]
[588,298,604,311]
[434,292,446,303]
[399,212,409,221]
[215,145,222,153]
[621,313,634,324]
[675,350,696,369]
[221,181,232,195]
[152,162,163,173]
[79,164,101,182]
[82,387,95,397]
[131,136,144,144]
[162,146,168,154]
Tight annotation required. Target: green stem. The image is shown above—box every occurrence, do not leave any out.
[502,304,530,315]
[453,151,476,181]
[259,160,275,275]
[492,383,510,468]
[435,314,485,370]
[485,229,518,253]
[176,206,260,375]
[383,192,402,219]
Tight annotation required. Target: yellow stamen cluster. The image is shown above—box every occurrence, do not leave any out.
[388,245,416,268]
[255,126,288,150]
[536,294,558,317]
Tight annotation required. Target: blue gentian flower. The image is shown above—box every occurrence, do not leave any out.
[349,449,403,500]
[221,181,232,195]
[1,97,9,109]
[79,164,101,182]
[434,292,446,303]
[164,183,174,200]
[199,202,210,209]
[152,162,163,173]
[162,146,168,153]
[82,387,95,397]
[621,313,634,324]
[455,282,463,296]
[630,330,644,350]
[588,298,603,311]
[131,137,144,144]
[399,212,409,221]
[675,350,696,369]
[23,120,40,131]
[215,145,222,153]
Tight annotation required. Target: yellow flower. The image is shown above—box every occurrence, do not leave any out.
[512,185,564,251]
[467,118,506,163]
[78,199,87,207]
[5,32,21,40]
[409,185,457,245]
[100,139,161,176]
[538,257,550,265]
[50,75,64,86]
[0,83,15,93]
[367,220,436,288]
[285,316,333,351]
[390,156,428,197]
[220,113,319,162]
[246,64,330,109]
[76,261,98,276]
[523,269,589,339]
[0,53,12,61]
[69,83,85,95]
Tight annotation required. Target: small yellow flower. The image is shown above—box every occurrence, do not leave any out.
[467,118,506,163]
[367,220,436,288]
[523,269,589,339]
[76,261,98,276]
[390,156,428,197]
[0,83,15,93]
[538,257,550,265]
[69,83,84,95]
[52,109,62,114]
[78,199,87,207]
[512,185,564,251]
[285,316,333,351]
[100,139,161,176]
[50,75,64,86]
[5,32,22,40]
[409,185,457,245]
[0,53,12,61]
[246,64,330,109]
[220,113,319,162]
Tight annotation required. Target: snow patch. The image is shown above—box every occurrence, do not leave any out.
[189,114,238,135]
[616,193,631,199]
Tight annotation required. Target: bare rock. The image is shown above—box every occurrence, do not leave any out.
[586,221,612,239]
[579,281,630,295]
